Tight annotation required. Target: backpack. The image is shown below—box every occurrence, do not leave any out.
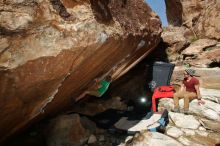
[158,86,174,92]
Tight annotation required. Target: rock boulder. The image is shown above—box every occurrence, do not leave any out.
[169,112,200,129]
[165,0,220,40]
[47,114,95,146]
[124,131,183,146]
[0,0,162,142]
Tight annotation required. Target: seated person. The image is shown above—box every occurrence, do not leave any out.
[172,68,205,114]
[76,75,112,101]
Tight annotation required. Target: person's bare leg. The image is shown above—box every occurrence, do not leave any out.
[88,90,102,97]
[75,91,89,102]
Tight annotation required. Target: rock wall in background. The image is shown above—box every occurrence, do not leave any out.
[163,0,220,89]
[165,0,220,40]
[0,0,162,142]
[162,26,220,89]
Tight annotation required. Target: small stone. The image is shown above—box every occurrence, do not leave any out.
[87,134,97,144]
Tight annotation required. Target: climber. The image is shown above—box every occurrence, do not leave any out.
[75,75,112,101]
[172,68,205,114]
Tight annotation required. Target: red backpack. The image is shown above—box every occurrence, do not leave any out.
[158,86,174,92]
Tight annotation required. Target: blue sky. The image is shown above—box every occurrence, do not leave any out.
[145,0,168,26]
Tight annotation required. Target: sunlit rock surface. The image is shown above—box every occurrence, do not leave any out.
[158,98,220,146]
[165,0,220,40]
[166,126,184,138]
[0,0,162,142]
[169,112,200,129]
[182,39,217,56]
[160,98,220,122]
[121,131,183,146]
[161,26,220,67]
[161,26,189,62]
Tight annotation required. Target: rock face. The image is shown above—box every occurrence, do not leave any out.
[0,0,162,142]
[169,112,201,129]
[160,98,220,122]
[163,26,220,93]
[166,126,184,138]
[162,0,220,70]
[200,88,220,103]
[47,114,94,146]
[182,39,217,56]
[165,0,220,40]
[162,26,220,68]
[158,98,220,146]
[123,131,183,146]
[161,27,189,62]
[181,39,219,67]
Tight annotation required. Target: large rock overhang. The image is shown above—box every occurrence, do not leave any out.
[0,0,162,142]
